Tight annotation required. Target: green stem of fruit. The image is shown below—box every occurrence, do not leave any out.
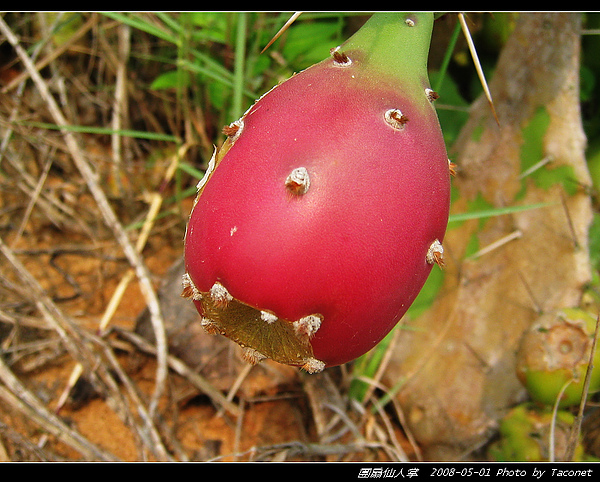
[341,12,434,89]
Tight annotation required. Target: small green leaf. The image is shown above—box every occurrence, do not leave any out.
[448,202,552,226]
[282,22,341,68]
[150,70,183,90]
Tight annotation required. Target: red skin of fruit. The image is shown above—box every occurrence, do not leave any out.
[185,56,450,368]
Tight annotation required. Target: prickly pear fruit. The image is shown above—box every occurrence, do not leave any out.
[488,404,586,461]
[516,308,600,408]
[183,13,451,371]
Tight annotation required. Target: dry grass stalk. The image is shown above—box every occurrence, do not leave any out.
[110,21,131,197]
[0,236,172,459]
[0,15,168,424]
[0,349,118,461]
[1,14,98,95]
[115,327,241,418]
[54,142,192,416]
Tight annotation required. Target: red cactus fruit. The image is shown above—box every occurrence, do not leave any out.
[183,13,451,372]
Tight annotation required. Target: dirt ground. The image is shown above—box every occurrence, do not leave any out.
[0,237,415,461]
[0,149,416,461]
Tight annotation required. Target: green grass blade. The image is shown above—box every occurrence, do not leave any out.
[448,202,553,224]
[21,121,181,143]
[434,18,461,93]
[177,161,205,179]
[154,12,184,36]
[103,12,179,45]
[231,12,248,121]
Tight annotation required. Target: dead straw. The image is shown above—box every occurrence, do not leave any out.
[0,355,119,461]
[0,15,169,425]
